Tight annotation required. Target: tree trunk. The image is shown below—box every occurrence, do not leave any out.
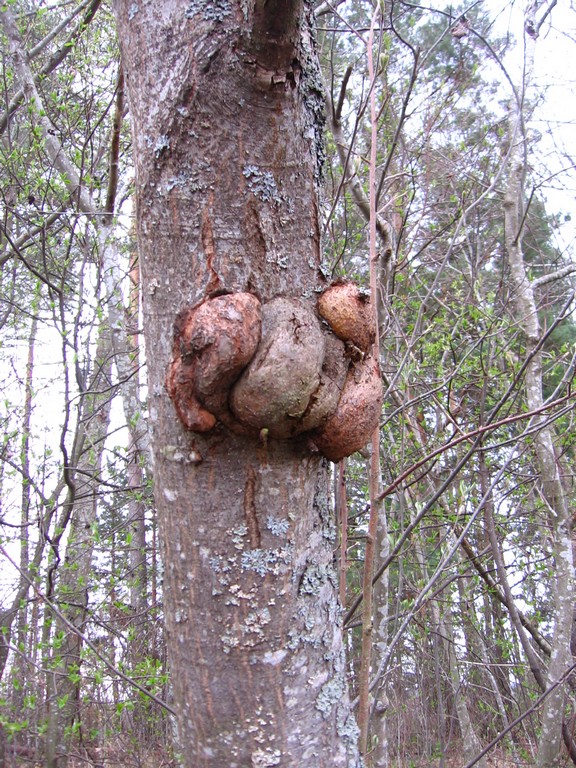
[506,173,575,767]
[12,311,37,716]
[45,327,114,768]
[125,247,150,617]
[371,499,390,768]
[113,2,361,766]
[503,7,575,759]
[438,604,486,768]
[413,518,486,768]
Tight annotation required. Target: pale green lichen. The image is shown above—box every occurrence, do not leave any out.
[286,609,331,652]
[266,516,289,537]
[245,607,271,633]
[243,165,282,204]
[185,0,231,22]
[304,614,316,632]
[229,524,248,549]
[315,675,346,718]
[241,548,287,576]
[337,708,361,747]
[251,747,282,767]
[209,555,231,573]
[221,607,272,653]
[153,134,170,157]
[298,562,337,596]
[166,171,189,192]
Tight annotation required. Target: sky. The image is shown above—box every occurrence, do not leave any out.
[493,0,576,247]
[421,0,575,247]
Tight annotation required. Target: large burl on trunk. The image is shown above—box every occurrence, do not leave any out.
[113,1,365,765]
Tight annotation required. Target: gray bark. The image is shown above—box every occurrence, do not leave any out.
[113,1,361,765]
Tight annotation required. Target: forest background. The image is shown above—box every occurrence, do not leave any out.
[0,0,575,766]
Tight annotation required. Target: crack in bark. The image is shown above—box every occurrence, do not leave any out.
[201,203,221,294]
[243,465,261,549]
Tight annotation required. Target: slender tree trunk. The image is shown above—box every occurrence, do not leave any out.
[413,526,486,768]
[45,327,114,768]
[113,2,362,765]
[438,606,486,767]
[503,8,575,763]
[357,13,385,760]
[371,502,390,768]
[126,247,149,617]
[12,311,37,716]
[477,453,519,742]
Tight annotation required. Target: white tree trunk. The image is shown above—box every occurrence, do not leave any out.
[503,6,575,764]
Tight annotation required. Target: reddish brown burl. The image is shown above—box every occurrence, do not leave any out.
[166,287,383,462]
[166,293,262,431]
[311,354,383,463]
[230,297,328,438]
[317,282,376,354]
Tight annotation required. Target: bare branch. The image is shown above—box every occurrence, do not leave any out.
[532,265,576,288]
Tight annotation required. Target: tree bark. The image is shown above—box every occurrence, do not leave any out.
[113,2,361,766]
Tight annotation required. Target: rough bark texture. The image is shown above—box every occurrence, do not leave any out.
[113,2,361,765]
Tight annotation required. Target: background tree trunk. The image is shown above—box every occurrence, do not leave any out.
[45,327,114,768]
[113,2,361,765]
[503,7,575,764]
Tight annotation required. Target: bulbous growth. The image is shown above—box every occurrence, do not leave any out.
[166,285,383,461]
[166,293,262,431]
[311,354,383,462]
[317,282,376,353]
[231,298,323,437]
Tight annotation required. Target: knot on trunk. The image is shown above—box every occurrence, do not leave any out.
[166,293,262,432]
[166,285,382,461]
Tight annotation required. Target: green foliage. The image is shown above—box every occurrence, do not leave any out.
[320,0,576,763]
